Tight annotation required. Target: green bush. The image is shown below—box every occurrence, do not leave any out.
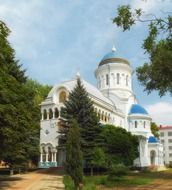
[82,183,96,190]
[63,175,75,190]
[108,163,128,181]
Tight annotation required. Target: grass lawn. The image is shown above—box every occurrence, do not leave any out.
[63,168,172,190]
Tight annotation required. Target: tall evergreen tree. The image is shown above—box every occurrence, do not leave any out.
[0,20,51,169]
[66,119,83,189]
[60,77,101,167]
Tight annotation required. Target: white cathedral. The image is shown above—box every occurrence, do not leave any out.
[39,47,164,168]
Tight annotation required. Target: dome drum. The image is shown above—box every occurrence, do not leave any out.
[99,57,129,67]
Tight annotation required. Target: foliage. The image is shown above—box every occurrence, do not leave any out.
[66,119,83,189]
[63,170,172,189]
[151,122,159,138]
[0,20,51,169]
[63,175,97,190]
[63,175,75,190]
[63,172,156,189]
[101,125,139,167]
[25,79,51,105]
[60,78,101,167]
[113,5,172,96]
[91,147,106,168]
[107,163,128,181]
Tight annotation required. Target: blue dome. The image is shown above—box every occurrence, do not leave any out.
[99,48,129,66]
[129,104,148,115]
[148,136,159,143]
[102,51,116,61]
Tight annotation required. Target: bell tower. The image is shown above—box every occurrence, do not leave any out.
[95,47,133,99]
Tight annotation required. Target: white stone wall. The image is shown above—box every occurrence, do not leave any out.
[159,128,172,165]
[95,63,132,94]
[148,143,164,166]
[128,114,151,134]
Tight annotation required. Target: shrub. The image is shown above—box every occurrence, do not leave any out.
[63,175,75,190]
[107,163,128,181]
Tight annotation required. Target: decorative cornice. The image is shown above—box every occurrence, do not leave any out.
[99,57,129,66]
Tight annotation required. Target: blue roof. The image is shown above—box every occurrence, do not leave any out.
[148,136,159,143]
[102,51,116,61]
[129,104,148,115]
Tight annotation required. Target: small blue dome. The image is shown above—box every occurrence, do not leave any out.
[129,104,148,115]
[148,136,159,143]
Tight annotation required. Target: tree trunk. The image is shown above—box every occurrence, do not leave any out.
[90,167,93,176]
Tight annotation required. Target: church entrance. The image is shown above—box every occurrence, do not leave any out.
[57,148,66,166]
[150,150,156,165]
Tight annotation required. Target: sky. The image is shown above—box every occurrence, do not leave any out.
[0,0,172,125]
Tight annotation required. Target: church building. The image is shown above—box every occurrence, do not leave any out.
[39,47,164,168]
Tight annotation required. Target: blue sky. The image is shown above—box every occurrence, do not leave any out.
[0,0,172,125]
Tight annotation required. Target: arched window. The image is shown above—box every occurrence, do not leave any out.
[42,147,46,162]
[143,121,146,128]
[106,74,109,85]
[49,108,53,119]
[108,114,111,122]
[101,111,104,121]
[59,91,67,103]
[105,113,107,122]
[94,108,97,114]
[117,73,120,84]
[98,110,101,119]
[54,108,59,118]
[135,121,138,128]
[126,75,128,86]
[48,147,52,162]
[43,109,47,120]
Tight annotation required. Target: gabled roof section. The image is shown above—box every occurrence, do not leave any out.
[47,78,114,106]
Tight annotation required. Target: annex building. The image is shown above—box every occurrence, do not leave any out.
[39,47,164,168]
[159,126,172,166]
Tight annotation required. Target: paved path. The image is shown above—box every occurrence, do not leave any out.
[0,168,64,190]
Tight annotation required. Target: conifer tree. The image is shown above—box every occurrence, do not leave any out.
[60,77,101,167]
[0,20,51,169]
[66,119,83,189]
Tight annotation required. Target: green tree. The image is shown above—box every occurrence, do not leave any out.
[91,147,106,168]
[60,77,101,168]
[66,119,83,189]
[0,20,51,169]
[113,4,172,96]
[151,122,159,139]
[102,125,139,167]
[24,79,51,166]
[91,147,106,175]
[25,79,51,105]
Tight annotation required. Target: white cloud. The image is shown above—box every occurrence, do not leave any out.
[131,0,157,12]
[146,102,172,126]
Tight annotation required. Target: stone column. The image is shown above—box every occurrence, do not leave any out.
[46,153,48,162]
[54,152,57,162]
[51,152,54,162]
[40,153,43,162]
[47,113,49,120]
[53,111,55,119]
[41,113,44,120]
